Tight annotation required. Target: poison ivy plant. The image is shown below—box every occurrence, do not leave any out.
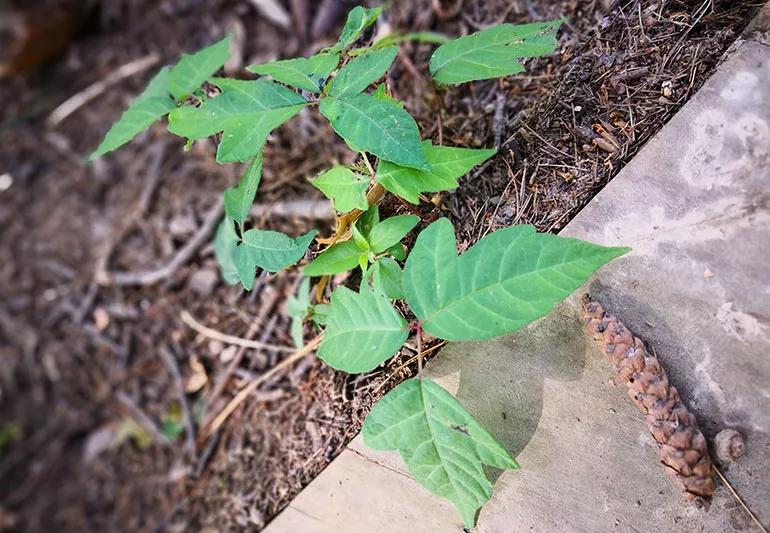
[430,20,562,84]
[168,78,307,163]
[363,378,518,527]
[88,8,625,528]
[403,218,630,340]
[312,166,369,213]
[234,229,316,290]
[287,277,312,347]
[319,93,429,169]
[317,285,408,373]
[378,142,496,203]
[248,52,340,93]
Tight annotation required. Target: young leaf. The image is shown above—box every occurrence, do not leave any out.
[368,257,404,299]
[403,218,629,340]
[319,93,429,170]
[304,241,362,276]
[168,35,232,99]
[168,78,306,163]
[368,214,419,253]
[317,286,408,373]
[311,166,369,213]
[329,46,398,97]
[378,142,496,204]
[234,229,316,290]
[429,20,562,85]
[89,67,176,160]
[335,6,382,51]
[356,204,380,239]
[312,303,331,326]
[224,153,263,227]
[362,378,517,528]
[385,243,407,261]
[287,277,311,347]
[248,52,340,93]
[213,217,240,285]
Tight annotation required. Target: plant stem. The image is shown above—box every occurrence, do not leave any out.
[416,322,424,377]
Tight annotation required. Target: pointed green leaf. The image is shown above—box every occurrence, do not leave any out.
[224,153,263,226]
[168,78,307,163]
[213,217,240,285]
[288,277,311,347]
[168,35,231,99]
[304,241,362,276]
[368,215,419,253]
[317,286,408,373]
[335,6,382,50]
[311,166,369,213]
[329,46,398,97]
[430,20,562,85]
[378,142,496,204]
[248,52,340,93]
[385,242,407,261]
[403,218,629,340]
[369,257,404,299]
[363,378,517,528]
[90,67,176,160]
[320,93,429,170]
[356,204,380,239]
[235,229,316,290]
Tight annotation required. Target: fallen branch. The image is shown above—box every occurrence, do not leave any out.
[100,198,224,286]
[159,346,197,458]
[47,54,159,127]
[200,334,323,440]
[180,309,295,353]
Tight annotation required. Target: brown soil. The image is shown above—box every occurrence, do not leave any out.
[0,0,760,531]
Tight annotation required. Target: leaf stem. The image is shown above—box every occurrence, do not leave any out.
[416,321,424,377]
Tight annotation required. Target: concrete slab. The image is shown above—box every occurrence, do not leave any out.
[267,16,770,533]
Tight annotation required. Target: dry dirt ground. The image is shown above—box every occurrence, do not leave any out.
[0,0,761,530]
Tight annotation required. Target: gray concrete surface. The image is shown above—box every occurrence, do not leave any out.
[267,12,770,533]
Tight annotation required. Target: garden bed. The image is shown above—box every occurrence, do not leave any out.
[0,0,761,530]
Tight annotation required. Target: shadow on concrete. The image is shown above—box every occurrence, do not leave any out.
[426,300,591,478]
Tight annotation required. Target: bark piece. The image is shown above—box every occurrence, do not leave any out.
[581,296,715,502]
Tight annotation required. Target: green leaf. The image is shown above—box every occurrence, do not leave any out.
[429,20,562,85]
[335,6,382,50]
[369,257,404,299]
[89,67,176,160]
[368,214,419,253]
[403,218,629,340]
[234,229,316,290]
[304,241,362,276]
[168,35,231,99]
[214,217,240,285]
[351,224,371,251]
[363,378,517,528]
[288,277,311,347]
[311,166,369,213]
[385,243,407,261]
[356,204,380,239]
[378,142,495,204]
[248,52,340,93]
[319,93,428,170]
[329,46,398,97]
[224,153,263,226]
[168,78,307,163]
[317,286,408,373]
[312,303,331,326]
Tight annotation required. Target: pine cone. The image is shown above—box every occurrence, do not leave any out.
[581,295,715,502]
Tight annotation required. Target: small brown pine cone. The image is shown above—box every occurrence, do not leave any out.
[581,296,715,502]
